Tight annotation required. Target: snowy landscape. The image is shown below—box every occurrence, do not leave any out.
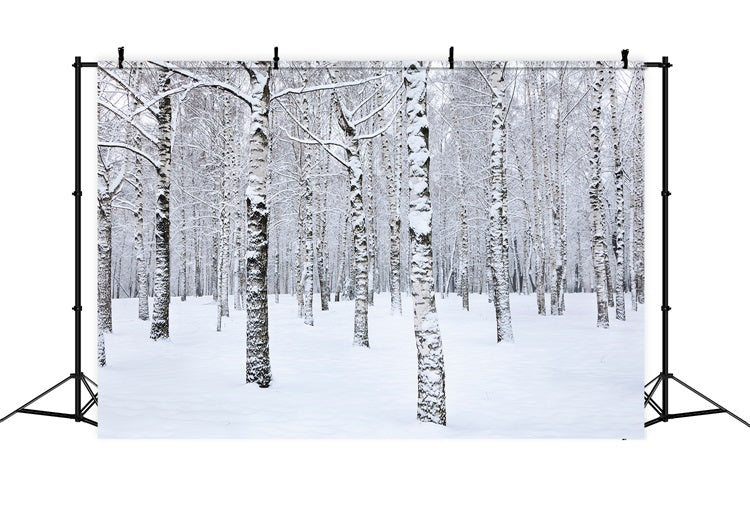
[100,292,643,438]
[97,61,645,437]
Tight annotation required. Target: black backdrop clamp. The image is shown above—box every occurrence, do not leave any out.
[449,47,454,69]
[118,47,124,68]
[0,56,98,428]
[642,56,749,431]
[273,47,279,69]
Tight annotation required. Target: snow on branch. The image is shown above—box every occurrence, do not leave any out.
[352,82,403,127]
[98,67,159,118]
[354,99,406,141]
[98,142,161,169]
[281,128,352,152]
[148,61,258,111]
[270,71,398,101]
[97,100,159,146]
[276,100,351,170]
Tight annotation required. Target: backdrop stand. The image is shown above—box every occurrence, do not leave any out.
[0,57,98,427]
[1,53,748,432]
[643,56,749,429]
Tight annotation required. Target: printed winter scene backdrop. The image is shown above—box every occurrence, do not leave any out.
[96,60,645,438]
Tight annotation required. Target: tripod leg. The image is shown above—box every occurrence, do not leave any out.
[0,375,74,423]
[670,375,750,429]
[81,376,98,405]
[644,374,662,407]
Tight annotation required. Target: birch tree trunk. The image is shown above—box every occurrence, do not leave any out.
[552,69,568,315]
[405,62,446,425]
[180,206,187,302]
[316,127,330,311]
[610,70,626,321]
[134,152,148,319]
[331,81,369,347]
[451,89,470,312]
[296,203,304,317]
[633,71,646,306]
[588,66,610,329]
[97,164,112,365]
[302,176,314,325]
[527,79,546,315]
[301,91,315,326]
[384,86,402,315]
[488,62,514,343]
[149,70,173,341]
[244,64,272,387]
[364,140,376,306]
[129,89,149,321]
[234,182,244,310]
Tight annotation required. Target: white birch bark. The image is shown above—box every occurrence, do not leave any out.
[330,80,369,347]
[96,162,111,365]
[527,79,546,315]
[149,70,173,341]
[633,71,645,305]
[610,70,626,321]
[180,206,187,302]
[405,62,446,425]
[488,62,514,343]
[383,86,402,314]
[588,65,610,328]
[128,76,149,321]
[244,63,272,387]
[299,86,315,326]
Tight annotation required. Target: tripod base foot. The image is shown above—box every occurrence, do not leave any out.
[644,373,750,429]
[0,373,98,427]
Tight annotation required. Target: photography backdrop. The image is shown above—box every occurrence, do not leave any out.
[96,60,645,438]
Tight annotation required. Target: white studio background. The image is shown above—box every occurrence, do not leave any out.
[0,1,747,510]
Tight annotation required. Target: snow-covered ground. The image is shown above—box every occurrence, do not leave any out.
[99,293,644,438]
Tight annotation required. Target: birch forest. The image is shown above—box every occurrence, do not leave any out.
[97,60,645,435]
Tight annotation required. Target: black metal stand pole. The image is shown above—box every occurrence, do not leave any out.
[643,56,749,429]
[0,56,98,427]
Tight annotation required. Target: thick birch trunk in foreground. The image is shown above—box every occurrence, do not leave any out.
[405,62,446,425]
[149,70,173,341]
[488,62,514,343]
[610,70,626,321]
[588,66,609,329]
[244,64,272,387]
